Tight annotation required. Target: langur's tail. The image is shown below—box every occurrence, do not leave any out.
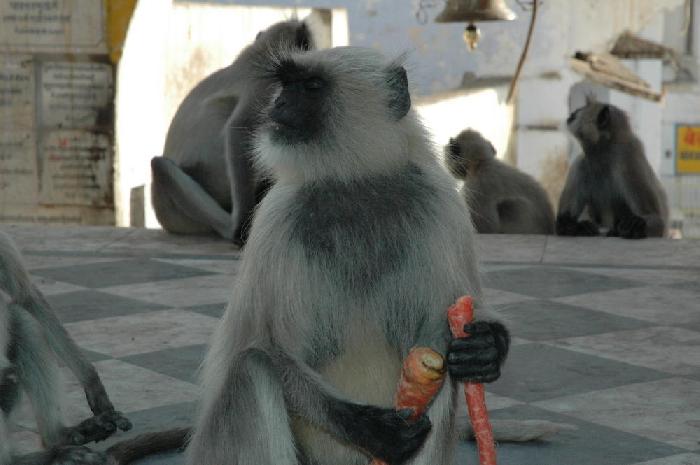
[106,428,191,465]
[457,416,577,442]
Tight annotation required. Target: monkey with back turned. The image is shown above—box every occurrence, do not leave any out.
[557,100,668,238]
[151,19,313,246]
[445,129,555,234]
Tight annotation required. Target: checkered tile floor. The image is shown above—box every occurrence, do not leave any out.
[4,224,700,465]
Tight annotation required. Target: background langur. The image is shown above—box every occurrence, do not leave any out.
[183,47,510,465]
[0,232,131,465]
[151,19,313,246]
[444,129,555,234]
[557,101,669,238]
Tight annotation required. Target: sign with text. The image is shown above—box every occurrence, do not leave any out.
[676,125,700,175]
[40,61,114,128]
[39,129,112,207]
[0,55,38,202]
[0,0,106,53]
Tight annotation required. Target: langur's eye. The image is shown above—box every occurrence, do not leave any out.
[304,77,325,90]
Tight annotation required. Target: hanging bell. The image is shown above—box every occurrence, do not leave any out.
[435,0,517,23]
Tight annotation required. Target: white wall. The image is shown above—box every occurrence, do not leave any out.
[415,86,513,159]
[115,1,346,227]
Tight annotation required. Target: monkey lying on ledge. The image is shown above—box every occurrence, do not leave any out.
[0,232,131,465]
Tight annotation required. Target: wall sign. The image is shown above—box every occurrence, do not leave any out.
[676,125,700,175]
[0,0,106,53]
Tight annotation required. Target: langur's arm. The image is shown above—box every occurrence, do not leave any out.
[556,157,598,236]
[0,235,130,432]
[20,288,129,431]
[614,161,667,237]
[556,156,587,220]
[469,199,500,233]
[224,93,262,247]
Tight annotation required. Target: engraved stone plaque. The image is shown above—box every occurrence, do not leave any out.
[0,0,106,53]
[40,61,114,129]
[0,54,38,203]
[39,129,112,207]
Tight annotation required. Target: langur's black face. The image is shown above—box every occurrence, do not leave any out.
[567,102,630,147]
[255,21,312,52]
[444,139,467,179]
[268,60,332,144]
[444,130,495,179]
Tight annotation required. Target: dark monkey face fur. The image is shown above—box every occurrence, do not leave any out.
[254,47,414,183]
[444,129,496,179]
[567,101,631,149]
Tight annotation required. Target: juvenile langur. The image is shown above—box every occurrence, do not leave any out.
[0,232,131,465]
[557,101,669,238]
[181,47,510,465]
[151,19,313,246]
[445,129,555,234]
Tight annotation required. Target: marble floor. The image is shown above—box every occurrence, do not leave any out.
[4,224,700,465]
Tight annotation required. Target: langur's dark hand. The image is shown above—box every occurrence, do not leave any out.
[447,321,509,383]
[62,410,132,445]
[342,404,431,465]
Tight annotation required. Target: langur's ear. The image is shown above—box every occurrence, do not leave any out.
[386,66,411,120]
[597,105,611,129]
[296,22,311,50]
[488,141,497,157]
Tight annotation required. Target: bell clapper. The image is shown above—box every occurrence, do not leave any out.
[463,23,480,50]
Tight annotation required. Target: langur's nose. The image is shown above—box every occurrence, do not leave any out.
[566,113,575,124]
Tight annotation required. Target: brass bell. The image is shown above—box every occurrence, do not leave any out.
[435,0,517,23]
[435,0,517,50]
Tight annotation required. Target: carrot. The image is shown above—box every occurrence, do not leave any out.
[370,346,446,465]
[448,295,497,465]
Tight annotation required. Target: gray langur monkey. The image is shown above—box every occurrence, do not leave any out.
[444,129,555,234]
[150,19,313,247]
[557,101,669,238]
[183,47,510,465]
[0,232,131,465]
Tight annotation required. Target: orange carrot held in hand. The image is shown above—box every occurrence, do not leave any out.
[448,295,497,465]
[370,347,446,465]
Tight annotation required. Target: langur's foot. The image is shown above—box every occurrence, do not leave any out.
[617,214,647,239]
[575,220,600,236]
[50,446,107,465]
[62,410,132,445]
[556,213,600,237]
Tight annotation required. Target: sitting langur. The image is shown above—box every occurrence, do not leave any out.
[151,19,313,246]
[183,47,510,465]
[445,129,554,234]
[0,232,131,465]
[557,101,669,238]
